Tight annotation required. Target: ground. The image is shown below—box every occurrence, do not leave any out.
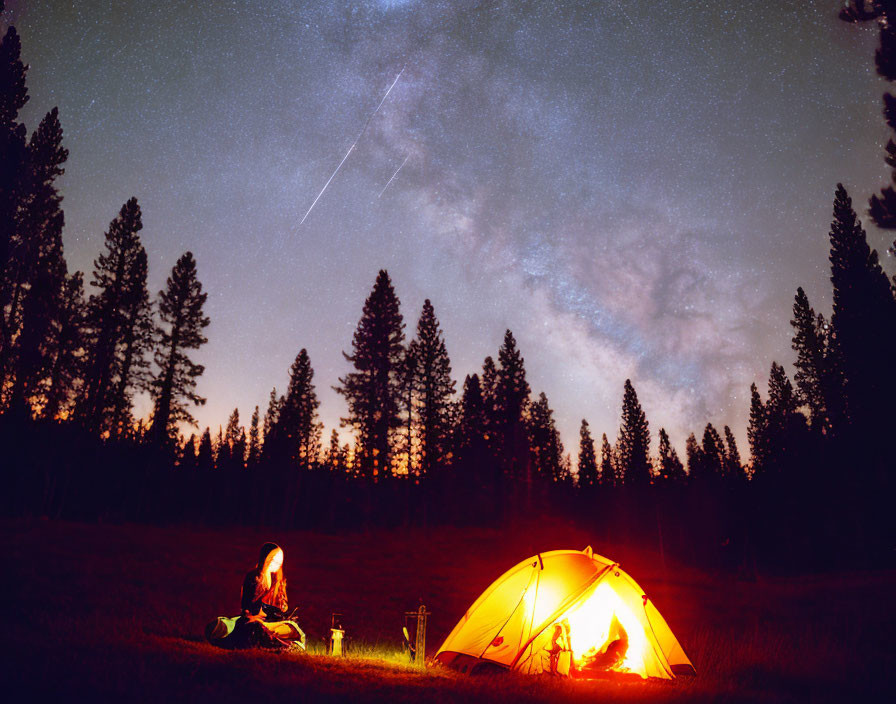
[3,517,892,703]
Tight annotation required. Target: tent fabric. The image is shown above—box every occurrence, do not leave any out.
[435,548,694,680]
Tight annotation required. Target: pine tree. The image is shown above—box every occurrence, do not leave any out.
[79,198,145,434]
[790,287,831,433]
[262,386,281,450]
[196,427,214,472]
[495,330,530,479]
[701,423,725,479]
[577,419,599,488]
[599,433,615,486]
[723,425,744,480]
[42,271,86,420]
[222,408,238,467]
[108,246,154,438]
[6,107,69,411]
[148,252,210,444]
[335,270,405,480]
[657,427,685,482]
[828,185,896,463]
[617,379,651,485]
[747,383,768,478]
[841,1,896,227]
[480,355,500,454]
[0,12,29,384]
[685,432,704,480]
[247,406,261,467]
[411,300,456,477]
[274,348,321,470]
[764,361,806,475]
[179,433,198,471]
[456,373,488,482]
[526,392,564,482]
[324,429,343,472]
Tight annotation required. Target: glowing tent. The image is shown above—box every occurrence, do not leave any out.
[435,547,695,680]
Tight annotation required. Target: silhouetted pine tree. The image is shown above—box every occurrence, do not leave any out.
[700,423,725,479]
[108,247,154,438]
[577,419,599,488]
[617,379,651,485]
[247,406,261,467]
[336,270,405,480]
[179,433,198,471]
[262,387,281,451]
[764,361,807,476]
[841,1,896,227]
[480,355,500,456]
[79,198,145,433]
[196,427,214,472]
[747,383,768,478]
[599,432,615,486]
[526,391,564,482]
[723,425,744,480]
[148,252,210,444]
[411,300,455,477]
[42,271,86,420]
[274,348,321,470]
[6,107,69,412]
[0,12,29,389]
[790,287,832,434]
[685,432,703,479]
[495,330,530,480]
[657,427,685,482]
[828,185,896,468]
[222,408,245,471]
[559,454,574,485]
[456,373,488,487]
[324,429,343,472]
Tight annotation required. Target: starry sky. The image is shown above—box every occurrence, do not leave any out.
[5,1,895,456]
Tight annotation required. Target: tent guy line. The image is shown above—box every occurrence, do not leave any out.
[299,66,406,226]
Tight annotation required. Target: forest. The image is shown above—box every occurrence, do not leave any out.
[1,2,895,576]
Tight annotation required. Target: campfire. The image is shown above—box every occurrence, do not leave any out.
[562,582,648,677]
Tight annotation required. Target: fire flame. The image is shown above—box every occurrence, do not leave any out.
[562,582,650,678]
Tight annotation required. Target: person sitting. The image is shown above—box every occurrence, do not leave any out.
[205,542,306,650]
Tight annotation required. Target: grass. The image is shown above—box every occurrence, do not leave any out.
[3,517,893,702]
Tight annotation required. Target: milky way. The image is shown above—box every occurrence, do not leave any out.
[6,1,894,455]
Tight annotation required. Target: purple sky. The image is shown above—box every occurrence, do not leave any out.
[6,1,895,457]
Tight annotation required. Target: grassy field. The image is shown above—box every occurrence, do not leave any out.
[3,517,893,703]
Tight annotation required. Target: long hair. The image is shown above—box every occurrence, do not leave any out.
[256,542,288,611]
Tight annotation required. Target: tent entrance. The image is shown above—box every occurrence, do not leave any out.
[563,582,649,677]
[516,579,655,679]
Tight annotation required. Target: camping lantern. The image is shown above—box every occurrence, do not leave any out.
[329,612,345,656]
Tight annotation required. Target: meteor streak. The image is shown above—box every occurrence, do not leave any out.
[378,154,410,198]
[300,66,406,226]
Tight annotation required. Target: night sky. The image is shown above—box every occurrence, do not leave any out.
[5,1,894,454]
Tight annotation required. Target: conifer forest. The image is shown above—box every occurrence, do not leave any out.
[1,2,895,575]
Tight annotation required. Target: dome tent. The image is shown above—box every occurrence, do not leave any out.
[434,547,695,680]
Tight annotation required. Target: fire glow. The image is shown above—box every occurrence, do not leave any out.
[562,582,649,677]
